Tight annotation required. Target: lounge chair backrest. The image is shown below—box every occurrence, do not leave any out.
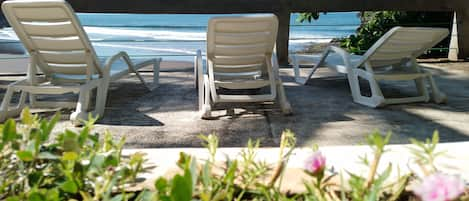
[360,27,449,67]
[207,14,278,79]
[2,0,102,77]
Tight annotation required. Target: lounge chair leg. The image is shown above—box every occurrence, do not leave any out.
[427,75,447,103]
[276,80,292,115]
[70,87,92,125]
[95,79,110,120]
[201,78,212,119]
[134,70,151,91]
[194,53,199,89]
[16,91,27,111]
[152,58,161,89]
[348,68,385,108]
[414,78,430,102]
[0,87,15,122]
[291,55,306,84]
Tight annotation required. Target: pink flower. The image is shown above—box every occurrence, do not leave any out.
[304,151,326,175]
[413,173,465,201]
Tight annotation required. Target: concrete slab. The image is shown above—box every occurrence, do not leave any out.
[1,60,469,148]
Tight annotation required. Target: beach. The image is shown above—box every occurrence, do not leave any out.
[0,12,359,71]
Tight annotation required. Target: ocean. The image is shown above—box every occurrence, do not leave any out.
[0,12,360,61]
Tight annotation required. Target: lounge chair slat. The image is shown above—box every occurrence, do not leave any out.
[49,67,87,75]
[31,36,85,51]
[215,80,270,89]
[213,55,265,65]
[14,7,69,20]
[213,66,261,73]
[22,21,78,37]
[215,32,270,44]
[214,43,268,56]
[214,21,274,33]
[40,51,87,64]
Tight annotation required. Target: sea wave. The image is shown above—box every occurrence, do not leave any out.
[0,24,354,59]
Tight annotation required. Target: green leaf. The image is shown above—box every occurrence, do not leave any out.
[46,188,60,201]
[6,196,20,201]
[189,156,198,189]
[432,131,439,145]
[62,151,78,161]
[28,192,44,201]
[17,150,34,161]
[79,191,93,201]
[28,172,42,186]
[60,180,78,193]
[201,162,211,188]
[223,160,237,184]
[3,119,17,143]
[155,178,168,192]
[25,139,38,156]
[62,130,80,152]
[90,153,106,168]
[170,174,192,201]
[38,152,60,160]
[110,194,124,201]
[104,154,119,167]
[21,107,33,125]
[135,190,156,201]
[78,126,90,147]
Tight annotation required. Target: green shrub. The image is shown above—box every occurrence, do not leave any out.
[0,108,145,200]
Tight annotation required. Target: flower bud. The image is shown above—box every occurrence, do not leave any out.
[304,151,326,176]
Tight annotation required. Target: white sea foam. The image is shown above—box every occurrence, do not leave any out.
[84,26,206,41]
[0,24,353,60]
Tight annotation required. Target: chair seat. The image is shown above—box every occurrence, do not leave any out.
[373,66,429,81]
[295,53,363,74]
[51,58,151,83]
[215,79,271,89]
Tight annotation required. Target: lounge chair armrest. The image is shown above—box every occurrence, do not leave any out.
[327,46,349,57]
[325,46,353,69]
[103,51,133,76]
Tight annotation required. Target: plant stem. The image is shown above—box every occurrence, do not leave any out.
[365,149,383,190]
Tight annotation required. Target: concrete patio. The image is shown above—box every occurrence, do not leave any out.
[2,59,469,148]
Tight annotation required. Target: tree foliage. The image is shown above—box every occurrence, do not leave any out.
[340,11,452,57]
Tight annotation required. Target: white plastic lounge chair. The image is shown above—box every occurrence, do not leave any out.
[0,0,161,124]
[195,14,292,119]
[291,27,448,108]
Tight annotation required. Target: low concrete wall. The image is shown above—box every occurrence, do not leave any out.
[123,142,469,192]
